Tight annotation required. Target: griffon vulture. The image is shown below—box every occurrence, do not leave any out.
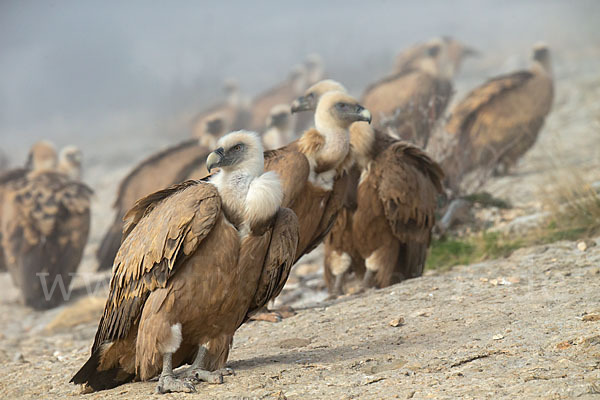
[262,104,295,150]
[199,91,372,371]
[293,80,444,295]
[395,37,477,76]
[1,145,92,309]
[247,65,307,132]
[191,79,250,137]
[72,131,299,393]
[362,40,453,147]
[57,146,83,180]
[0,141,58,273]
[435,43,554,196]
[96,138,214,271]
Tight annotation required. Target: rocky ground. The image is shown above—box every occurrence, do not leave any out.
[1,13,600,400]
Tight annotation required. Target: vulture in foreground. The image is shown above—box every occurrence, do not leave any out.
[361,39,454,147]
[434,43,554,196]
[0,141,58,272]
[395,36,478,76]
[191,79,250,137]
[2,143,92,309]
[200,90,372,370]
[247,65,307,132]
[96,137,216,271]
[292,80,444,295]
[72,131,299,393]
[262,104,295,150]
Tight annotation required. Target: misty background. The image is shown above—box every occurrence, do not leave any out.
[1,0,599,166]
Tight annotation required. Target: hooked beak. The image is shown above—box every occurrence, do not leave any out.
[358,107,372,124]
[290,96,312,113]
[206,147,225,173]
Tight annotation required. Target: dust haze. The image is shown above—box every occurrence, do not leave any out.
[1,0,598,167]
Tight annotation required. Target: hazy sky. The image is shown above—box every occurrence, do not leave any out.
[1,0,598,162]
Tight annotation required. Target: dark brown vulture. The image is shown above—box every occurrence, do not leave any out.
[72,131,299,393]
[361,40,454,147]
[434,43,554,196]
[1,144,92,309]
[0,141,58,272]
[350,122,444,288]
[96,138,214,271]
[292,80,444,295]
[247,65,307,132]
[201,90,372,370]
[262,104,295,150]
[190,79,251,137]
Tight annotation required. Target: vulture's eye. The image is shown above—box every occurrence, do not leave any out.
[307,93,315,99]
[336,102,350,111]
[232,144,242,152]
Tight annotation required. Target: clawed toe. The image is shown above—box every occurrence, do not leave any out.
[156,374,196,394]
[178,367,226,384]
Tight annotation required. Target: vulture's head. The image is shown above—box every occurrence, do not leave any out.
[205,116,226,137]
[206,130,264,176]
[305,53,324,84]
[315,91,371,132]
[223,78,239,96]
[197,114,226,148]
[266,104,292,129]
[26,140,57,172]
[291,79,348,113]
[532,43,552,73]
[58,145,83,179]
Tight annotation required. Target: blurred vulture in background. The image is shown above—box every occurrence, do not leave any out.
[1,142,92,309]
[72,131,299,393]
[292,80,443,296]
[361,38,454,147]
[0,149,7,171]
[433,43,554,197]
[96,136,216,271]
[262,104,295,150]
[191,79,250,138]
[294,54,326,134]
[57,146,83,180]
[201,91,372,372]
[247,65,307,132]
[0,141,57,272]
[395,36,478,76]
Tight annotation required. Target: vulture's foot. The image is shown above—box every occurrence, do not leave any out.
[178,367,227,384]
[359,269,377,292]
[156,374,196,394]
[250,306,296,323]
[326,273,346,300]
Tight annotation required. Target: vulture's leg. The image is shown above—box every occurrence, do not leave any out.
[176,346,231,383]
[437,199,471,234]
[326,251,352,299]
[156,352,196,394]
[361,242,399,290]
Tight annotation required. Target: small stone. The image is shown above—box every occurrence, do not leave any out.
[389,317,405,327]
[556,341,572,350]
[583,314,600,322]
[578,241,588,251]
[492,334,504,340]
[13,352,25,363]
